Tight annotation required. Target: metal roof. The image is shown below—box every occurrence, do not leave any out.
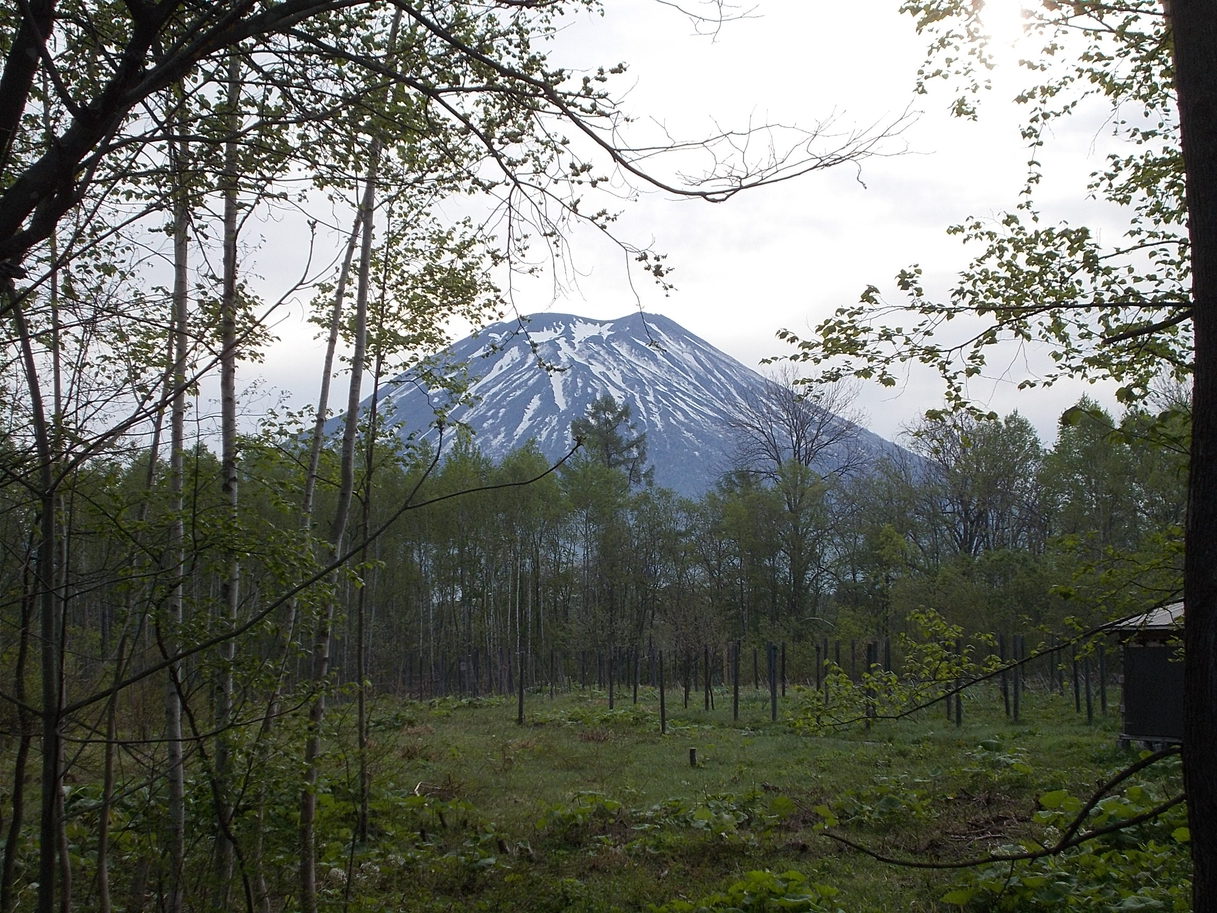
[1112,602,1184,632]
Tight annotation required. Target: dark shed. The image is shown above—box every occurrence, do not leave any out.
[1115,603,1183,748]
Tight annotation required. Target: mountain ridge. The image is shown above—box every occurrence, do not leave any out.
[364,311,904,496]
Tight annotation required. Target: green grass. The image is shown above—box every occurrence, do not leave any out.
[303,683,1186,913]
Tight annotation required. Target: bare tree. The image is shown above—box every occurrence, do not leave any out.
[729,367,867,482]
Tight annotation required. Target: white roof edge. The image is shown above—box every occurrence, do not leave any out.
[1114,602,1184,631]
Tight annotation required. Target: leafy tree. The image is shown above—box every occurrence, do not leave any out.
[906,410,1047,559]
[833,521,911,639]
[571,393,653,487]
[709,464,837,631]
[688,485,753,638]
[1040,398,1185,624]
[561,448,632,647]
[1042,400,1142,553]
[769,460,837,623]
[782,1,1188,411]
[777,1,1217,907]
[716,471,785,631]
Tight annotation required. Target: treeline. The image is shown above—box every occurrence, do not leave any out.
[35,390,1185,706]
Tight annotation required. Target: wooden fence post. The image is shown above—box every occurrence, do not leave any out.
[1098,645,1108,714]
[1013,634,1023,723]
[633,648,640,705]
[781,642,787,697]
[1084,653,1094,724]
[608,648,615,709]
[768,643,778,722]
[864,642,877,727]
[732,641,740,721]
[1072,649,1081,713]
[659,650,667,735]
[516,651,525,725]
[683,651,691,709]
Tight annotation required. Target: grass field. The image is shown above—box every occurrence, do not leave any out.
[297,682,1187,912]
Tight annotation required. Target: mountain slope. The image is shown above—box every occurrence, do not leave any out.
[367,311,902,496]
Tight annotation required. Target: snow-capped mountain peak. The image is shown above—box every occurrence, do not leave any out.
[366,311,898,495]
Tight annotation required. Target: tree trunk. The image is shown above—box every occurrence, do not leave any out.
[354,338,386,844]
[215,49,243,905]
[0,568,34,913]
[8,278,65,913]
[1170,1,1217,911]
[162,135,191,913]
[299,123,383,913]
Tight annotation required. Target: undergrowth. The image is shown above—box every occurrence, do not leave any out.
[274,684,1189,913]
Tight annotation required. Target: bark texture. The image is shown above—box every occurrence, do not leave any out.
[1173,1,1217,911]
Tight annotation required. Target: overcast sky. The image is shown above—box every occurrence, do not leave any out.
[255,0,1127,445]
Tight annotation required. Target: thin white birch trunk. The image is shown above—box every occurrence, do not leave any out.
[299,118,385,913]
[299,15,400,908]
[215,48,242,903]
[163,134,190,913]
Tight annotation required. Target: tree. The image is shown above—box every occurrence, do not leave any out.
[708,464,836,630]
[906,410,1047,559]
[721,370,867,630]
[829,415,1061,637]
[561,445,632,647]
[1041,400,1140,554]
[767,460,836,623]
[728,368,866,483]
[778,2,1217,908]
[1034,398,1185,625]
[784,2,1189,411]
[570,393,653,487]
[832,521,911,638]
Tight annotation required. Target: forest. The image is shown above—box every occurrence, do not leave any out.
[196,389,1184,693]
[1,0,1214,911]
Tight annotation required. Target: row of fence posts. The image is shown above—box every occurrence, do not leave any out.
[514,643,785,731]
[396,643,788,705]
[998,633,1108,725]
[651,643,781,733]
[390,634,1112,729]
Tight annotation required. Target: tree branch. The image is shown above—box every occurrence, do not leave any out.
[823,746,1183,871]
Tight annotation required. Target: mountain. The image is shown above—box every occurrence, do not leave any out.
[363,311,905,496]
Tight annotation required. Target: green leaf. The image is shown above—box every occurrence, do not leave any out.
[1039,789,1071,809]
[941,887,976,906]
[767,795,797,817]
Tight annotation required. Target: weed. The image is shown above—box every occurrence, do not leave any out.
[292,688,1180,913]
[648,869,846,913]
[942,756,1189,911]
